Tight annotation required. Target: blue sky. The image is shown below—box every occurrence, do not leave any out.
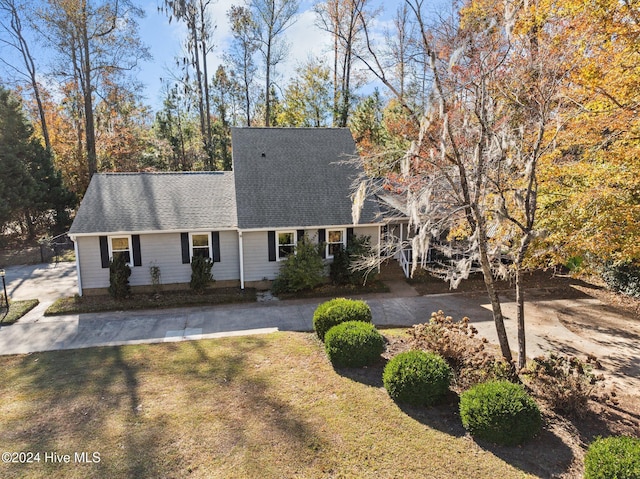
[136,0,396,111]
[1,0,451,113]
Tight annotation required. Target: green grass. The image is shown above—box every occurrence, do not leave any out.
[0,299,39,325]
[0,332,534,479]
[45,287,257,315]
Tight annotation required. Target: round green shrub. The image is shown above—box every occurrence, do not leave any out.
[382,350,452,407]
[584,436,640,479]
[324,321,385,367]
[459,380,542,446]
[313,298,372,341]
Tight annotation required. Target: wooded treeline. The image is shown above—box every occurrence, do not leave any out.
[0,0,638,271]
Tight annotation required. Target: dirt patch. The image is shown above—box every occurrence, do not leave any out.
[380,290,640,479]
[410,269,583,297]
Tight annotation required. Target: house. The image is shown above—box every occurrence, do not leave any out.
[68,127,383,295]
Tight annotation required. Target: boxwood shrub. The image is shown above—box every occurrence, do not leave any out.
[324,321,384,367]
[584,436,640,479]
[382,350,452,407]
[313,298,372,341]
[459,380,541,446]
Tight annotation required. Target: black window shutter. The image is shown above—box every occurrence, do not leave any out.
[297,229,305,243]
[318,228,326,259]
[99,236,109,268]
[212,231,221,262]
[181,233,190,264]
[347,227,354,245]
[132,235,142,267]
[268,231,276,262]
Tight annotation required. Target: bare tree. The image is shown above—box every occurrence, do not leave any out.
[315,0,371,127]
[37,0,149,179]
[355,0,573,368]
[0,0,51,151]
[160,0,216,169]
[228,4,259,126]
[249,0,299,126]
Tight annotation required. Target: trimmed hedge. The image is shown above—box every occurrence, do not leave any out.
[313,298,372,341]
[584,436,640,479]
[383,350,452,407]
[324,321,384,367]
[459,380,541,446]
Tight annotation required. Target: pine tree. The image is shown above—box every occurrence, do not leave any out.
[0,87,76,237]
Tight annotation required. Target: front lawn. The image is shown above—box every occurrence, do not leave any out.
[0,299,39,325]
[0,332,531,479]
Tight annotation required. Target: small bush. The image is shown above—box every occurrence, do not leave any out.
[329,235,375,285]
[459,380,541,446]
[409,311,515,390]
[383,350,452,407]
[324,321,385,367]
[190,255,213,292]
[108,254,131,299]
[584,436,640,479]
[602,260,640,298]
[313,298,372,341]
[272,236,325,294]
[521,353,603,417]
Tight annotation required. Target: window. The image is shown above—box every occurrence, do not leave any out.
[190,233,212,260]
[109,235,131,265]
[277,231,296,261]
[326,229,345,259]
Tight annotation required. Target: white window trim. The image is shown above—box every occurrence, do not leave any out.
[189,232,213,262]
[326,228,346,259]
[108,234,133,267]
[276,230,296,262]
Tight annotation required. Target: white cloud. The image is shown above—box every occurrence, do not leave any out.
[280,8,333,76]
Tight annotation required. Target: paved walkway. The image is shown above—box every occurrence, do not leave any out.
[1,262,638,391]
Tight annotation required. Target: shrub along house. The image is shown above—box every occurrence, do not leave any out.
[68,127,383,295]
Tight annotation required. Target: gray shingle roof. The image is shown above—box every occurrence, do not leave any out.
[231,127,380,229]
[69,172,237,234]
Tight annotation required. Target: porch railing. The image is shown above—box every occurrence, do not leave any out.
[399,248,412,278]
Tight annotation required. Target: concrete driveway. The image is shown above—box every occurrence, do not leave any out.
[0,264,637,392]
[1,261,77,322]
[3,261,77,301]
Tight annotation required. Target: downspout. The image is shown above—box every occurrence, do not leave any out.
[238,231,245,289]
[377,224,382,273]
[70,235,83,296]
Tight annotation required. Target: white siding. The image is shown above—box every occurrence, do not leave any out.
[242,231,282,281]
[77,236,109,289]
[240,226,382,283]
[214,231,241,280]
[77,231,240,290]
[76,226,382,290]
[354,225,380,245]
[130,233,187,286]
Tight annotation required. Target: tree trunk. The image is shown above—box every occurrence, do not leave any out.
[480,253,513,363]
[80,10,97,177]
[190,22,206,156]
[265,38,272,126]
[515,233,533,369]
[476,220,513,363]
[515,264,526,369]
[199,0,213,170]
